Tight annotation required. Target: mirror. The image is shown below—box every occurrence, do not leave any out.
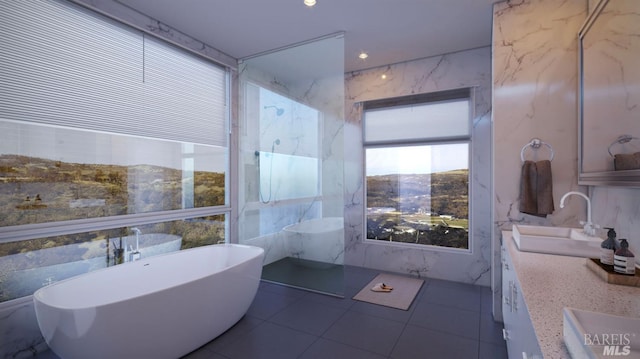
[579,0,640,186]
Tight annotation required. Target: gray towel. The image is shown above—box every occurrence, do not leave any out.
[535,160,554,215]
[614,152,640,171]
[519,160,554,217]
[519,161,538,215]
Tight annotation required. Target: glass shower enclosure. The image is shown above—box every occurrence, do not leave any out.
[237,34,345,296]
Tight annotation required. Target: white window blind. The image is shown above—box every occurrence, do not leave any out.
[363,89,471,145]
[143,36,227,146]
[0,0,227,147]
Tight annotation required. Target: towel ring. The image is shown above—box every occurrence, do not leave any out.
[520,138,554,163]
[607,135,640,157]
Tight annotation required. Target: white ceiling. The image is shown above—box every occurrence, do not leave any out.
[116,0,499,73]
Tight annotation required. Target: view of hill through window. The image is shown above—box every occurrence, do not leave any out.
[0,154,226,302]
[366,169,469,249]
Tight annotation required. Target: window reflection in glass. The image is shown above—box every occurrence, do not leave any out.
[0,215,224,302]
[0,121,226,226]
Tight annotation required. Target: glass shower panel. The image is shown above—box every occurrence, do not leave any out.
[238,34,345,296]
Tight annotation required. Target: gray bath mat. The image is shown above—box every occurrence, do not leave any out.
[353,273,424,310]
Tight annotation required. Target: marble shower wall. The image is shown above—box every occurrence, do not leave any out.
[344,46,493,286]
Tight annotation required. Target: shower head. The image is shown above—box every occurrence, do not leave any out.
[264,105,285,116]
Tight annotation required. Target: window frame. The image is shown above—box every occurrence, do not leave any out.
[0,0,232,244]
[362,88,473,252]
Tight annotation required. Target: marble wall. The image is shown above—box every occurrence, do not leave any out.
[492,0,588,321]
[343,46,493,286]
[591,187,640,258]
[492,0,640,321]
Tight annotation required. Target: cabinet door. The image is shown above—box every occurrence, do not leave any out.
[501,245,521,358]
[512,279,542,358]
[501,243,542,359]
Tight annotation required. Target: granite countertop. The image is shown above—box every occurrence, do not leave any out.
[502,231,640,359]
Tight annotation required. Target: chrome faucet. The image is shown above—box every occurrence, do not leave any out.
[559,191,598,236]
[128,227,142,261]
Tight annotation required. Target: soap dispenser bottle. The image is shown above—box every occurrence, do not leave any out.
[614,239,635,275]
[600,227,617,266]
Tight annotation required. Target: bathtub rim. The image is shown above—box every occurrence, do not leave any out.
[33,243,264,311]
[282,217,344,234]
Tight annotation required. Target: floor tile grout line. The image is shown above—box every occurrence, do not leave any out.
[313,335,394,359]
[419,297,483,313]
[348,304,416,324]
[265,298,350,337]
[387,319,411,358]
[294,305,355,359]
[295,335,323,359]
[478,295,484,359]
[320,304,405,358]
[260,290,309,322]
[402,321,482,344]
[317,302,352,338]
[207,316,267,357]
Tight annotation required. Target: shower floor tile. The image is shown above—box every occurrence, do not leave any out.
[261,257,345,296]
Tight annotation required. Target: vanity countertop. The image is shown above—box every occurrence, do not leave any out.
[502,231,640,358]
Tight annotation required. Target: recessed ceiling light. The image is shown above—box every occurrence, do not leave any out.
[358,52,368,60]
[304,0,316,7]
[381,74,387,79]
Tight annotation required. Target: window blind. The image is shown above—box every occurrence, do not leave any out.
[0,0,227,147]
[363,88,471,145]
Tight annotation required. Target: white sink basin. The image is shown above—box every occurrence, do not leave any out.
[563,307,640,359]
[512,224,602,258]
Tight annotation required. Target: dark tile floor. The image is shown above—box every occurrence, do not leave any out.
[38,266,507,359]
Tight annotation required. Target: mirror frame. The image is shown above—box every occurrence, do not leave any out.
[578,0,640,187]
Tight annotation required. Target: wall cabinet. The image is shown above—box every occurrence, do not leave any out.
[501,245,543,359]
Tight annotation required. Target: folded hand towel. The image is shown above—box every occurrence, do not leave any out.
[519,160,554,217]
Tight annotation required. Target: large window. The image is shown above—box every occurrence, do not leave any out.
[0,0,228,302]
[364,89,471,250]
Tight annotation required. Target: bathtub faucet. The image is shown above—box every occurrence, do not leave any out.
[128,227,142,262]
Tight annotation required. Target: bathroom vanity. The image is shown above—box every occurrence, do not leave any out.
[501,231,640,358]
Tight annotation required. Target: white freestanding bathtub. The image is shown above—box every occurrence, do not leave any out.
[283,217,344,265]
[33,244,264,359]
